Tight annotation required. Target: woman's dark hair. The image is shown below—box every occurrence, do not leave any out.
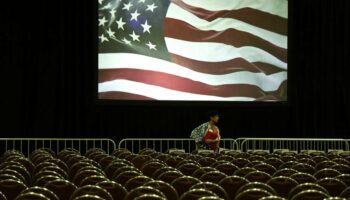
[207,110,219,119]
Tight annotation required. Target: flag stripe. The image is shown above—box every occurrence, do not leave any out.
[173,0,287,36]
[166,3,287,49]
[165,18,287,63]
[99,79,257,101]
[99,92,156,100]
[170,53,286,75]
[98,68,285,98]
[165,37,287,70]
[182,0,288,18]
[98,53,287,91]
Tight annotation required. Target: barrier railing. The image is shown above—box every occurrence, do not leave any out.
[238,138,349,152]
[0,138,116,157]
[118,138,236,153]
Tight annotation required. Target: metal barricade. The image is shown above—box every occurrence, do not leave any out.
[238,138,349,153]
[118,138,236,153]
[0,138,116,157]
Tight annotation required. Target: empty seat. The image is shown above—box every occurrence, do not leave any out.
[290,189,329,200]
[264,158,284,169]
[44,179,77,200]
[134,194,166,200]
[72,170,104,186]
[165,157,185,168]
[218,176,249,200]
[244,170,271,183]
[340,186,350,198]
[96,180,127,200]
[97,156,116,171]
[297,158,316,166]
[132,155,153,169]
[290,172,317,184]
[112,166,141,180]
[314,168,341,179]
[156,171,183,184]
[259,196,286,200]
[216,155,234,162]
[85,148,106,158]
[20,186,59,200]
[0,191,6,200]
[336,174,350,186]
[0,179,27,200]
[71,194,105,200]
[312,156,329,163]
[331,164,350,174]
[14,192,50,200]
[177,163,201,176]
[233,167,256,177]
[316,177,347,196]
[141,162,166,178]
[190,182,228,200]
[267,176,298,198]
[279,161,298,170]
[171,176,200,195]
[292,163,315,175]
[70,185,113,200]
[33,175,61,187]
[124,186,166,200]
[199,171,226,184]
[209,161,231,168]
[39,166,68,180]
[287,182,329,199]
[231,158,251,168]
[0,169,26,184]
[143,180,178,200]
[79,175,108,186]
[197,157,217,167]
[235,188,272,200]
[192,167,217,179]
[113,170,141,185]
[315,160,336,171]
[273,168,298,177]
[179,188,218,200]
[111,149,131,158]
[236,182,277,196]
[214,163,238,176]
[253,163,277,176]
[124,176,153,191]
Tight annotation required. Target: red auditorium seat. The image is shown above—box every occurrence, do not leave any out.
[192,167,218,179]
[199,171,227,184]
[233,167,256,177]
[235,182,277,196]
[266,176,299,198]
[112,166,141,180]
[218,175,249,200]
[57,149,79,161]
[71,194,105,200]
[216,155,234,162]
[214,163,239,176]
[273,168,298,177]
[33,162,58,175]
[297,158,316,166]
[124,175,153,191]
[234,188,272,200]
[290,189,329,200]
[115,151,134,160]
[10,158,35,175]
[131,155,153,169]
[157,170,183,183]
[185,154,203,162]
[70,185,113,200]
[0,174,22,182]
[331,158,350,166]
[44,179,77,200]
[280,155,297,163]
[313,168,341,179]
[291,163,315,174]
[141,161,166,178]
[315,160,336,171]
[179,188,218,200]
[20,186,59,200]
[287,182,329,199]
[0,179,27,200]
[32,170,63,185]
[66,156,87,168]
[133,194,167,200]
[143,180,179,200]
[70,163,103,179]
[331,164,350,174]
[278,161,298,169]
[336,174,350,186]
[85,148,106,158]
[102,161,127,179]
[1,165,30,185]
[96,180,127,200]
[0,169,26,184]
[97,156,116,171]
[253,163,277,176]
[175,159,200,168]
[113,170,141,185]
[248,155,265,162]
[165,156,185,168]
[209,160,231,168]
[316,177,347,196]
[171,176,200,195]
[290,172,317,184]
[79,175,107,186]
[244,170,271,183]
[264,157,284,169]
[190,181,229,199]
[38,165,68,179]
[111,149,131,158]
[33,175,61,187]
[72,169,104,186]
[15,192,50,200]
[197,157,217,167]
[124,186,166,200]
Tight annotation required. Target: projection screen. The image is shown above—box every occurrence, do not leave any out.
[98,0,288,101]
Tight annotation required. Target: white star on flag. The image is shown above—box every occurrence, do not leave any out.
[146,41,156,50]
[129,31,140,41]
[98,0,104,5]
[139,0,146,3]
[130,10,140,22]
[122,2,133,11]
[141,20,151,33]
[102,3,112,10]
[110,9,116,18]
[98,17,107,26]
[99,34,109,43]
[116,17,126,30]
[106,28,115,38]
[123,38,132,45]
[146,3,157,12]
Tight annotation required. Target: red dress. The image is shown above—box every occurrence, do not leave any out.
[202,127,220,152]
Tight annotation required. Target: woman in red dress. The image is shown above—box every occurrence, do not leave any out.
[202,111,221,152]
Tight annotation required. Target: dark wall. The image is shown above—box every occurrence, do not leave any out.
[1,0,349,141]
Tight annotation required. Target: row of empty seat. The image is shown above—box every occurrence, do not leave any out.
[0,147,350,199]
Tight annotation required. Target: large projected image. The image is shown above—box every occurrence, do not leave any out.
[98,0,287,101]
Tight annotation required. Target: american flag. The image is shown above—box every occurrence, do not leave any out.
[98,0,287,101]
